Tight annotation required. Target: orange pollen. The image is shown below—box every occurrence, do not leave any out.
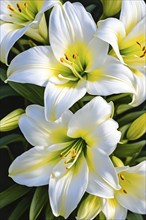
[24,2,27,7]
[123,189,127,194]
[140,50,146,58]
[60,57,64,62]
[136,41,141,47]
[64,54,69,60]
[119,174,125,180]
[16,4,22,12]
[60,153,63,158]
[7,5,14,12]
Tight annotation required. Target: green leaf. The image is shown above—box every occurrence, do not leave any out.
[126,212,143,220]
[0,85,18,99]
[0,145,13,161]
[29,186,48,220]
[45,203,55,220]
[8,82,44,105]
[8,195,32,220]
[86,4,96,12]
[0,184,30,208]
[114,140,146,158]
[0,67,7,81]
[116,104,133,114]
[0,134,25,147]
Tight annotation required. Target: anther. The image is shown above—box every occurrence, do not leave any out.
[136,41,141,47]
[140,50,146,58]
[123,189,127,194]
[16,4,22,12]
[7,5,14,12]
[60,57,64,62]
[142,46,145,51]
[24,2,27,7]
[64,54,69,60]
[119,174,125,180]
[60,153,63,158]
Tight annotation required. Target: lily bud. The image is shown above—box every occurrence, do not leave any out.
[0,108,24,132]
[126,113,146,140]
[101,0,122,17]
[112,156,124,167]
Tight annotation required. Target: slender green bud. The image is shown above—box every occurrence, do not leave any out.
[101,0,122,17]
[112,156,124,167]
[0,109,24,132]
[126,113,146,140]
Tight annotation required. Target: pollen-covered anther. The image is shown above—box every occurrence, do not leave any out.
[119,174,125,180]
[64,54,69,60]
[136,41,141,47]
[24,2,27,8]
[140,50,146,58]
[16,4,22,12]
[72,53,78,59]
[123,189,127,194]
[60,57,64,62]
[7,5,15,12]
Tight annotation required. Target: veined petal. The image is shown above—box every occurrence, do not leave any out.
[130,71,146,107]
[87,56,136,96]
[87,118,121,155]
[77,195,105,220]
[116,161,146,214]
[67,96,113,139]
[87,148,120,197]
[19,105,72,146]
[49,153,88,218]
[120,0,146,34]
[44,80,86,121]
[0,23,29,64]
[7,46,62,86]
[9,146,59,187]
[86,37,109,71]
[102,198,127,220]
[96,18,126,63]
[49,1,96,62]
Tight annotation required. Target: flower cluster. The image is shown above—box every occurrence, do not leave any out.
[0,0,145,219]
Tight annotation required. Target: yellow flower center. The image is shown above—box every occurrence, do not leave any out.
[59,138,86,169]
[7,1,40,24]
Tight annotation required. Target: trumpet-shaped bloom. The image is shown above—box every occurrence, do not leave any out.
[96,0,146,73]
[9,97,121,218]
[7,1,144,121]
[77,161,146,220]
[0,0,60,64]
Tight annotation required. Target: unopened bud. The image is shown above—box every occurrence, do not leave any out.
[0,108,24,132]
[101,0,122,17]
[112,156,124,167]
[126,113,146,140]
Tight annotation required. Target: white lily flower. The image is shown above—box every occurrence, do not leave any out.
[7,1,142,121]
[9,97,121,218]
[77,161,146,220]
[0,0,60,64]
[96,0,146,73]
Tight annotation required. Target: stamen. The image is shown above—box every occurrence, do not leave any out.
[119,174,125,180]
[24,2,27,8]
[16,4,22,12]
[64,54,69,60]
[136,41,141,47]
[142,46,145,51]
[7,5,15,12]
[123,189,127,194]
[60,57,64,62]
[140,50,146,58]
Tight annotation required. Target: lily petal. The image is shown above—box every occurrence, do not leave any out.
[44,80,86,121]
[87,118,121,155]
[9,146,59,187]
[67,96,113,139]
[96,18,126,63]
[19,105,72,146]
[7,46,61,86]
[0,23,29,64]
[77,195,105,220]
[49,1,96,61]
[49,153,88,218]
[87,56,136,96]
[102,198,127,220]
[120,0,146,34]
[87,148,120,197]
[116,161,146,214]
